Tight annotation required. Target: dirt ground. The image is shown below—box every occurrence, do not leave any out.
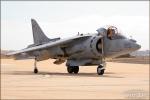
[1,59,149,99]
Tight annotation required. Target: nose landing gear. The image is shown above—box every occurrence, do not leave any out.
[97,65,105,75]
[97,60,106,75]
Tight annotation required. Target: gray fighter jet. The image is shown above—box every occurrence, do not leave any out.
[7,19,141,75]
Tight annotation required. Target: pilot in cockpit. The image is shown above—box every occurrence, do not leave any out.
[96,26,126,40]
[107,26,117,40]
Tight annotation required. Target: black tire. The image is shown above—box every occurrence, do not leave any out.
[73,66,79,74]
[34,68,38,73]
[97,65,105,75]
[67,66,74,74]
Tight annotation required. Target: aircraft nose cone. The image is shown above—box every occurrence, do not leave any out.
[132,43,141,50]
[136,43,141,50]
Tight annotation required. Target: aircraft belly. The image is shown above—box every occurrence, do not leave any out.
[66,59,102,66]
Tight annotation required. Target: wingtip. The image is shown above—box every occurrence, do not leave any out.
[6,52,13,56]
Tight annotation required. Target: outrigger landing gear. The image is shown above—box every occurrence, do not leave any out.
[67,66,79,74]
[34,58,38,73]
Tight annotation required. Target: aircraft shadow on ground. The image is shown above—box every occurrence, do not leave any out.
[4,71,124,78]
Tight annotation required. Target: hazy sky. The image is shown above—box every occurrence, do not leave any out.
[1,1,149,50]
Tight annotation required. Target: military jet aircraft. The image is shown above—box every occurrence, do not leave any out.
[7,19,141,75]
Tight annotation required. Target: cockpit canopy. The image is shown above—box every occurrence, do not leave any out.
[96,26,126,40]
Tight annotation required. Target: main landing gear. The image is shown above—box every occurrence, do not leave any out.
[67,66,79,74]
[66,64,106,75]
[34,58,38,73]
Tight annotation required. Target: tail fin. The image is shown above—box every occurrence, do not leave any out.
[31,19,50,45]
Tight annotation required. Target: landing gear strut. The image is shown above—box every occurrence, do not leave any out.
[67,66,79,74]
[34,58,38,73]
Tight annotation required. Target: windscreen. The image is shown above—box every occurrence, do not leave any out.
[106,26,127,40]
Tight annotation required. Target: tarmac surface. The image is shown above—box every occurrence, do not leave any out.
[1,59,149,99]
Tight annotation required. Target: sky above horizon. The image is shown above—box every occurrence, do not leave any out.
[1,1,149,50]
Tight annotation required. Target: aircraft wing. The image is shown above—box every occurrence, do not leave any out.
[7,35,91,56]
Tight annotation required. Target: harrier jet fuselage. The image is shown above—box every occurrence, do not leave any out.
[7,19,141,75]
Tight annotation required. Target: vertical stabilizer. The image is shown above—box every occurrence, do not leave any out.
[31,19,50,45]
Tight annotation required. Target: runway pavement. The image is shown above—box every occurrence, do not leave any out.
[1,59,149,99]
